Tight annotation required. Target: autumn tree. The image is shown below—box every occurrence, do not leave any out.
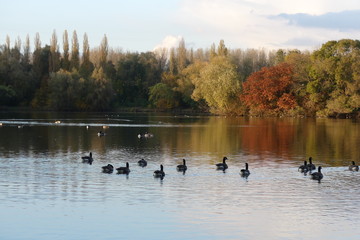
[192,55,242,114]
[241,63,297,115]
[177,38,187,72]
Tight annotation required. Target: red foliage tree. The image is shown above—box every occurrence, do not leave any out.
[241,63,297,113]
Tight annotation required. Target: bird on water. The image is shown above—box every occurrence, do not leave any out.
[216,157,228,170]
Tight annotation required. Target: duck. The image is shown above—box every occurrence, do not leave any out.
[216,157,228,170]
[298,161,308,173]
[116,162,130,174]
[144,132,154,138]
[81,152,93,164]
[349,161,359,171]
[311,166,323,180]
[240,163,250,177]
[102,164,114,173]
[176,159,187,172]
[138,158,147,167]
[97,131,106,137]
[307,157,316,171]
[154,164,165,178]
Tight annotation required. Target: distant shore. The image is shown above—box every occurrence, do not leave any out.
[1,106,359,119]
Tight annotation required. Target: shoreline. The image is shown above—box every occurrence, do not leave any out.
[0,106,359,119]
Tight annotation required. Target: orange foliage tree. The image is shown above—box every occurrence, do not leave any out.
[241,63,297,114]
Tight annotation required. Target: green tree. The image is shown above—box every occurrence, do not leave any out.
[149,83,178,109]
[176,60,206,108]
[192,56,242,114]
[88,67,114,110]
[79,33,94,78]
[0,85,16,106]
[48,70,79,110]
[70,30,80,70]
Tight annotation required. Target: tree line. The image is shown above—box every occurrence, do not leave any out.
[1,30,359,117]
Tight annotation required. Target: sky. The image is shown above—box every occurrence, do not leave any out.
[1,0,360,53]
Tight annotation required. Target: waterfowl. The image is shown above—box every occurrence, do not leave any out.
[81,152,93,164]
[154,164,165,178]
[240,163,250,177]
[102,164,114,173]
[216,157,228,170]
[97,131,106,137]
[138,158,147,167]
[311,166,323,180]
[116,162,130,174]
[307,157,316,171]
[349,161,359,171]
[144,132,154,138]
[176,159,187,172]
[298,161,308,173]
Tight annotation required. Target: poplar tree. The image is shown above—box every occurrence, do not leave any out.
[217,39,228,57]
[100,34,108,67]
[34,32,41,50]
[21,34,31,68]
[80,33,94,78]
[169,48,176,75]
[70,30,80,70]
[177,38,187,72]
[49,30,60,72]
[61,30,70,70]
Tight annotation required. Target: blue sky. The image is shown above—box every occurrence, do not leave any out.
[2,0,360,52]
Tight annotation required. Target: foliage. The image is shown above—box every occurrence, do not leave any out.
[192,55,242,114]
[0,85,16,106]
[149,83,178,109]
[241,63,297,115]
[1,32,360,117]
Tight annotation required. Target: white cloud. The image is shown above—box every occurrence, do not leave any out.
[153,35,184,51]
[175,0,360,50]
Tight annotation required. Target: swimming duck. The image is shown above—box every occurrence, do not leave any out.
[298,161,308,173]
[311,166,323,180]
[216,157,228,170]
[102,164,114,173]
[116,162,130,174]
[154,164,165,178]
[349,161,359,171]
[240,163,250,177]
[307,157,316,171]
[138,158,147,167]
[176,159,187,172]
[97,131,106,137]
[81,152,93,164]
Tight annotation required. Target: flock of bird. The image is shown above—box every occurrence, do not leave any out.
[81,153,359,181]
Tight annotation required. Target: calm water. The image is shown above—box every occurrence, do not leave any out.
[0,111,360,240]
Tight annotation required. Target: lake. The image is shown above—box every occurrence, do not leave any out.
[0,111,359,240]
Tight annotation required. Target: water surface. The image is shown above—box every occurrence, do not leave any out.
[0,112,359,239]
